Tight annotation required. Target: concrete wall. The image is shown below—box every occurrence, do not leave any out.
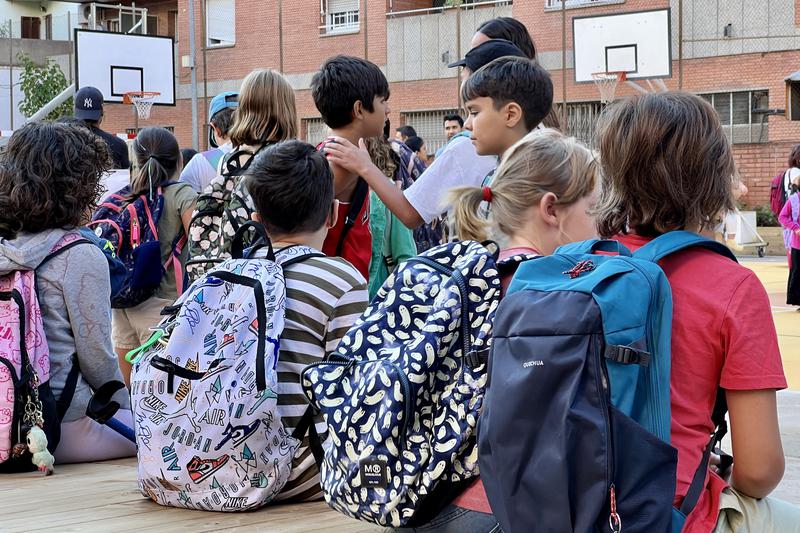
[0,37,70,66]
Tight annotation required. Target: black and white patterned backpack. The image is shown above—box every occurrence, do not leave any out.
[301,241,537,527]
[185,145,270,282]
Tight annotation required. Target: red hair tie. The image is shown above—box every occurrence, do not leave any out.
[482,186,493,203]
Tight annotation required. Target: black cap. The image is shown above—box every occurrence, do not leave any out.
[74,86,104,121]
[448,39,527,72]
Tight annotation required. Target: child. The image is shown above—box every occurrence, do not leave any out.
[0,122,135,463]
[324,55,552,239]
[180,91,238,193]
[393,128,600,532]
[244,140,368,501]
[363,136,417,298]
[112,127,197,383]
[596,92,797,532]
[311,55,391,280]
[779,174,800,307]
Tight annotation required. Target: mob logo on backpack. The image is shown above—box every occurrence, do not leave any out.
[130,223,323,511]
[301,241,536,527]
[88,185,186,308]
[478,232,736,533]
[0,234,85,473]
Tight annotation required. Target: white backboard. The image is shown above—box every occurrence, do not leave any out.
[75,30,175,105]
[573,9,672,83]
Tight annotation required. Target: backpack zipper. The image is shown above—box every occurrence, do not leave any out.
[594,336,619,532]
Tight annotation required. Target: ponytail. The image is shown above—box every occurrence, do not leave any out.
[447,186,490,242]
[129,127,181,199]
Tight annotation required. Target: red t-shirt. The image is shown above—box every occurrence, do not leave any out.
[453,246,539,515]
[322,197,371,281]
[617,233,787,532]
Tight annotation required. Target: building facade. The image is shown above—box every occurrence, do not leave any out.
[12,0,800,207]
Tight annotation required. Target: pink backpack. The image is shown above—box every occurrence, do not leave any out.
[0,234,86,472]
[771,170,788,217]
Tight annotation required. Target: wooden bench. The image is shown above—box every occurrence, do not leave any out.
[0,458,382,532]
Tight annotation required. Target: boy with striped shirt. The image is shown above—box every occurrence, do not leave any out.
[246,140,368,501]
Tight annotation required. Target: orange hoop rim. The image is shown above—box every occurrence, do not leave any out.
[122,91,161,105]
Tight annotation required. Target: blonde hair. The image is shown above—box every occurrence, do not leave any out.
[447,128,599,242]
[228,69,298,147]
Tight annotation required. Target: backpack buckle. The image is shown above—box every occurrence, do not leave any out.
[605,345,651,366]
[465,348,490,369]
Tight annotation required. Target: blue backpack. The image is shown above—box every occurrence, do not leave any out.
[478,232,735,533]
[88,185,185,308]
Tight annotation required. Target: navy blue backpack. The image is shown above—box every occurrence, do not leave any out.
[88,185,186,308]
[478,232,735,533]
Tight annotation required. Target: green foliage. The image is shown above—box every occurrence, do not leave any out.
[17,52,73,120]
[755,205,779,227]
[0,20,10,39]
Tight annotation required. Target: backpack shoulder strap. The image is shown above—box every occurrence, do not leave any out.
[37,237,93,271]
[632,230,737,263]
[335,178,369,257]
[496,253,539,276]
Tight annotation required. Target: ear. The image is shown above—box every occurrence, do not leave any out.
[329,199,340,229]
[352,100,364,122]
[252,212,262,222]
[538,192,559,229]
[504,102,524,129]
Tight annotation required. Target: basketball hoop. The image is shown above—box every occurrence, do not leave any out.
[123,91,160,119]
[591,72,627,105]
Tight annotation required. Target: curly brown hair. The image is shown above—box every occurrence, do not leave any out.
[0,122,111,240]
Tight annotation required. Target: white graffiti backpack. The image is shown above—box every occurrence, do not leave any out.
[130,223,322,512]
[301,241,537,526]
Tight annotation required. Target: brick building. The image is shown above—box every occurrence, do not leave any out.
[81,0,800,208]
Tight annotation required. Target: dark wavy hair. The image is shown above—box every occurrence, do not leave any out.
[0,122,111,240]
[788,144,800,168]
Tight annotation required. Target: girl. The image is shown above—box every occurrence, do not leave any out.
[597,92,797,532]
[364,136,417,299]
[112,127,197,383]
[397,128,600,532]
[0,122,135,463]
[779,174,800,307]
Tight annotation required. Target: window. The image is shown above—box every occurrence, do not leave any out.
[20,17,41,39]
[700,91,769,144]
[303,118,329,147]
[399,109,461,155]
[207,0,236,47]
[545,0,625,10]
[323,0,359,35]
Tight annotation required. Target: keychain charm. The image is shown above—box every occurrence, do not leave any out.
[22,364,55,475]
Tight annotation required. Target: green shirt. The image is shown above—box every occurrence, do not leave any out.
[368,190,417,299]
[155,182,197,300]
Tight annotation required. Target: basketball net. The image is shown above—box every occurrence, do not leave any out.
[123,91,160,120]
[591,72,627,105]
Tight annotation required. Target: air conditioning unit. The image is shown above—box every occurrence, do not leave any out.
[78,4,92,26]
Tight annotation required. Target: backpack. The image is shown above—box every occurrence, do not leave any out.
[0,234,86,473]
[186,145,271,282]
[88,185,186,309]
[771,170,789,217]
[478,232,736,533]
[301,241,537,527]
[129,222,324,511]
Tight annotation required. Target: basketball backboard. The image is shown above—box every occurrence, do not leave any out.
[573,9,672,83]
[75,29,175,106]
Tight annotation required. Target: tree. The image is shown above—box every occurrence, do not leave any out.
[17,51,73,120]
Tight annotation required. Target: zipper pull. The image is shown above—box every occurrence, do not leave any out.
[608,484,622,533]
[562,260,595,279]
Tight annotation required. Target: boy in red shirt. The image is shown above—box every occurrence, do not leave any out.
[310,56,390,280]
[595,92,798,532]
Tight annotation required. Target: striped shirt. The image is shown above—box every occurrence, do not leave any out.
[266,247,368,502]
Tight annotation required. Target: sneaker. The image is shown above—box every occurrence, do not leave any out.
[214,420,261,451]
[187,454,230,483]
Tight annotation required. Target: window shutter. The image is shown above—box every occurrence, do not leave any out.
[207,0,235,46]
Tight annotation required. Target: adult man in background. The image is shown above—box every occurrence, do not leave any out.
[74,86,130,169]
[435,114,466,158]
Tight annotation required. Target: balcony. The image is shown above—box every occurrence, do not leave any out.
[386,0,512,82]
[544,0,625,11]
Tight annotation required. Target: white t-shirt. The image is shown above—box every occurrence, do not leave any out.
[99,169,130,202]
[179,142,233,193]
[785,167,800,194]
[404,135,497,224]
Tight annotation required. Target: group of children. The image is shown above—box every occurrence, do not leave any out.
[0,14,796,533]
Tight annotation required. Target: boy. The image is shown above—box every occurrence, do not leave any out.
[596,92,798,532]
[324,45,548,229]
[311,55,390,280]
[246,140,368,501]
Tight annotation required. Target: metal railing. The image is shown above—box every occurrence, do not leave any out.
[543,0,624,11]
[387,0,512,18]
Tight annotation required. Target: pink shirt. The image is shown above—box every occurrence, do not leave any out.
[779,193,800,250]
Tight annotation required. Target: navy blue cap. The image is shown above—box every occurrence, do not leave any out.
[447,39,526,72]
[74,86,104,121]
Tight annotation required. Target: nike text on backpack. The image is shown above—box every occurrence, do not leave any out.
[301,241,537,527]
[478,232,735,533]
[87,185,186,309]
[129,222,324,511]
[0,235,85,473]
[771,170,789,217]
